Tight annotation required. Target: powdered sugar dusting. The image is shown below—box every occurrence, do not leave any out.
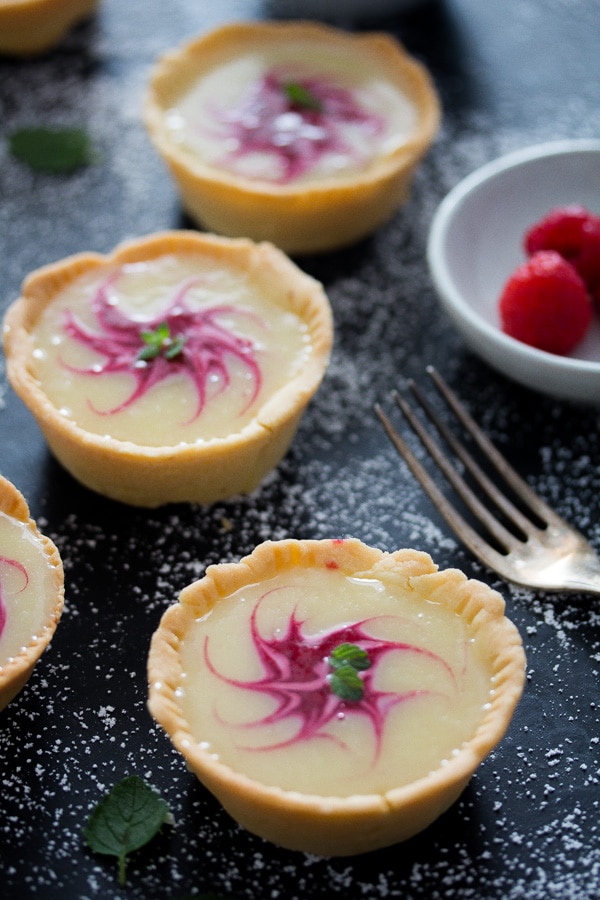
[1,0,599,898]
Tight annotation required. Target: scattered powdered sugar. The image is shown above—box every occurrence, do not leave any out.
[1,0,600,898]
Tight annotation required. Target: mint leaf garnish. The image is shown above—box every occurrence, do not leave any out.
[329,642,371,672]
[83,775,171,886]
[138,322,186,362]
[9,126,95,173]
[330,664,365,702]
[283,82,322,111]
[164,335,186,359]
[328,642,371,702]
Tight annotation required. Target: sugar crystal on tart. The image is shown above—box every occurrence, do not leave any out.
[2,231,333,507]
[144,21,440,254]
[147,538,526,856]
[0,475,64,712]
[0,0,98,57]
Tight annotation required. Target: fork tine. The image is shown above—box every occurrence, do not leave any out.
[374,400,511,572]
[380,384,525,554]
[391,386,521,553]
[425,366,564,529]
[407,377,543,543]
[377,369,600,594]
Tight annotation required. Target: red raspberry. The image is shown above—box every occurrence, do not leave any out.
[577,216,600,292]
[499,250,592,355]
[524,204,600,290]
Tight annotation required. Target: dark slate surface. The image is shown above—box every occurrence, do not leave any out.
[0,1,599,898]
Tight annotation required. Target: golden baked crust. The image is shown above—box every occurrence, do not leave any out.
[2,231,333,507]
[147,538,526,855]
[144,20,441,255]
[0,474,64,711]
[0,0,98,56]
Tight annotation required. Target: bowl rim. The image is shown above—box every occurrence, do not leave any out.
[427,139,600,376]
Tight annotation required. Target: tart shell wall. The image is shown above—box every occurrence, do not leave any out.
[147,538,526,856]
[2,231,333,507]
[0,0,98,56]
[0,475,64,712]
[144,21,441,255]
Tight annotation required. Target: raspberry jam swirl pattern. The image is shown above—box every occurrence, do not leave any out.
[203,590,458,760]
[211,70,385,183]
[61,271,262,420]
[0,556,29,641]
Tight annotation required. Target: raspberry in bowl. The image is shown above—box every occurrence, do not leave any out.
[498,249,593,356]
[427,140,600,404]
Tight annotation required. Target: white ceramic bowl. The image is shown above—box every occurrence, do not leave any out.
[427,140,600,404]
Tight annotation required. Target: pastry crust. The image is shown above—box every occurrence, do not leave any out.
[0,0,98,56]
[148,538,526,855]
[2,231,333,507]
[144,21,441,255]
[0,475,64,711]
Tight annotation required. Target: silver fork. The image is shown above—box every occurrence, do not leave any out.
[375,366,600,596]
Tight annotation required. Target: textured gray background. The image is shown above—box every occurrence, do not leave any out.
[0,1,599,898]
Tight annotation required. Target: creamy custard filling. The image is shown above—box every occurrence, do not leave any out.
[31,254,312,447]
[0,512,59,667]
[164,49,418,185]
[178,566,493,797]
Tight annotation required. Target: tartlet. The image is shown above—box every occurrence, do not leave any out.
[2,231,333,507]
[144,20,441,255]
[147,538,526,855]
[0,475,64,712]
[0,0,98,57]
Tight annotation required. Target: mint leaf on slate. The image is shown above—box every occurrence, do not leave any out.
[83,775,171,885]
[9,126,95,173]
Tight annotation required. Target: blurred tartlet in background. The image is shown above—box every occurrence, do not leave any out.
[0,0,98,56]
[144,20,440,255]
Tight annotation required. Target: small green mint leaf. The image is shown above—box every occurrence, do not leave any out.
[83,775,171,886]
[329,664,365,702]
[329,642,371,672]
[137,343,161,362]
[283,82,322,111]
[164,335,186,359]
[138,323,185,362]
[9,126,95,173]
